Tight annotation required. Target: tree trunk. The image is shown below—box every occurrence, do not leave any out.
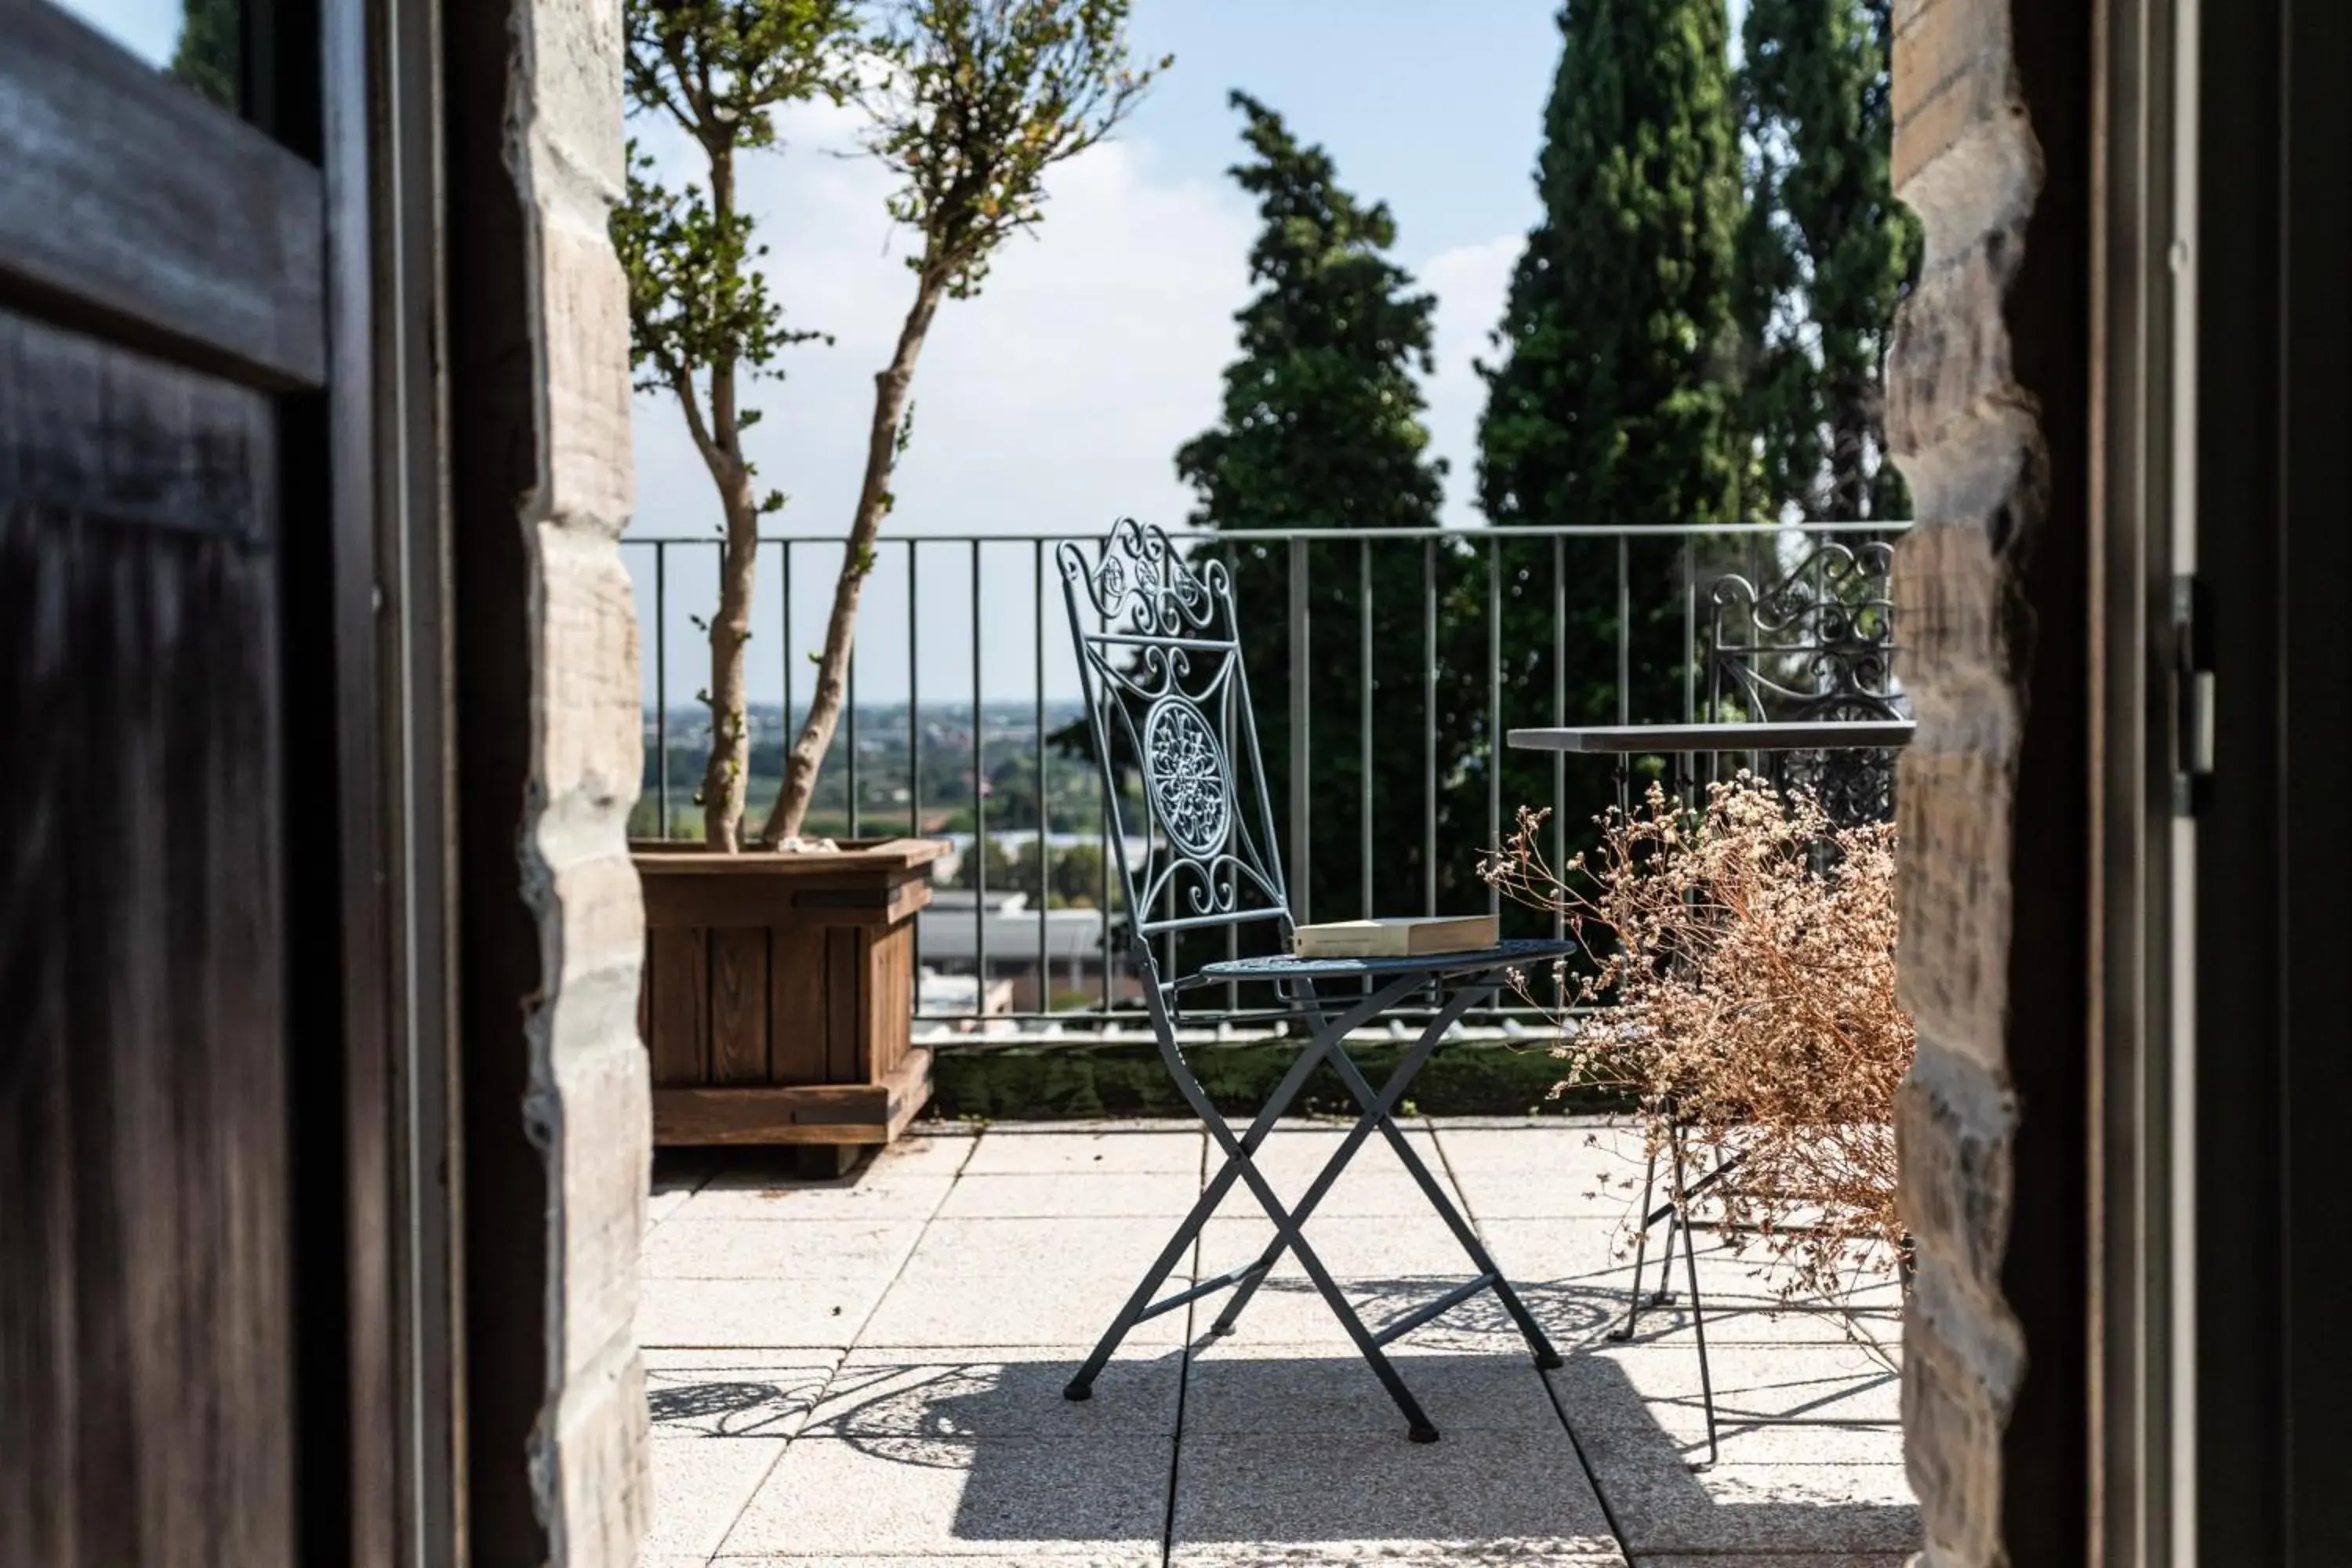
[695,149,760,851]
[758,274,946,848]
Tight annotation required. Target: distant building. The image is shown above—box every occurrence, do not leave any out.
[917,887,1141,1014]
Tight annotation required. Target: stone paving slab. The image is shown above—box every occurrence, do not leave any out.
[1195,1214,1486,1280]
[959,1127,1206,1176]
[641,1436,787,1560]
[1632,1557,1910,1568]
[938,1171,1207,1219]
[1180,1348,1565,1436]
[645,1353,840,1442]
[1168,1428,1621,1559]
[638,1276,893,1350]
[898,1214,1202,1279]
[809,1345,1183,1438]
[722,1432,1176,1558]
[641,1217,927,1279]
[1173,1552,1624,1566]
[860,1261,1192,1349]
[638,1120,1915,1566]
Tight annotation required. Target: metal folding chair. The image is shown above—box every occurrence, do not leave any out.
[1054,519,1573,1443]
[1605,538,1906,1466]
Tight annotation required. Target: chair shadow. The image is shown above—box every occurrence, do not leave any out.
[639,1274,1918,1556]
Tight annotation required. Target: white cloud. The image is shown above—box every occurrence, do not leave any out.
[1417,234,1522,528]
[628,100,1254,546]
[625,100,1255,706]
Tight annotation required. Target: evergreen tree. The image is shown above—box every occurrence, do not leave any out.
[1475,0,1744,881]
[1174,93,1480,926]
[1737,0,1920,522]
[169,0,241,111]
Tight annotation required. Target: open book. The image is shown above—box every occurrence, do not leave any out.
[1290,915,1499,959]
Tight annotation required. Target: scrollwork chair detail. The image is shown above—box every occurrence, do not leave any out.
[1705,539,1903,825]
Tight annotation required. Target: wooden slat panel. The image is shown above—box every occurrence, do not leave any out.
[644,927,709,1089]
[826,927,866,1084]
[0,313,293,1567]
[652,1049,933,1145]
[869,921,913,1080]
[768,926,829,1086]
[0,3,327,389]
[639,869,928,931]
[707,926,768,1083]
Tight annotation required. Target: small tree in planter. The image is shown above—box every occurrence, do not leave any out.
[764,0,1164,847]
[618,0,866,849]
[619,0,1162,850]
[617,0,1162,1147]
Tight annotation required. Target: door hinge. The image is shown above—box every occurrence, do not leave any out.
[2172,573,2214,816]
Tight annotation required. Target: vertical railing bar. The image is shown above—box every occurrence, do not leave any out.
[655,542,670,838]
[1552,535,1566,953]
[1287,535,1311,928]
[1486,536,1501,924]
[1617,532,1632,726]
[1099,744,1112,1019]
[1425,538,1436,919]
[1684,544,1699,724]
[848,604,860,840]
[971,540,986,1011]
[1225,541,1240,1017]
[909,539,922,834]
[1359,539,1374,922]
[782,539,794,796]
[908,539,922,1009]
[1035,539,1049,1017]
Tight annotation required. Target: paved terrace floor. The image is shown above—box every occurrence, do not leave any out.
[637,1118,1918,1566]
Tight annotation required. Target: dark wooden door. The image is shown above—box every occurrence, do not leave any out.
[0,5,329,1564]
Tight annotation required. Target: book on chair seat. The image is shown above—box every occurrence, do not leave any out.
[1290,915,1499,959]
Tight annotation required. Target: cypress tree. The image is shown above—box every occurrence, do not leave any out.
[1175,93,1481,925]
[1475,0,1744,878]
[1737,0,1920,522]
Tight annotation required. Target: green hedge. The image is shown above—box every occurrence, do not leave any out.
[926,1037,1630,1123]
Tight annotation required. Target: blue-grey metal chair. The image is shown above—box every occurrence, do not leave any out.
[1054,518,1572,1443]
[1607,537,1906,1465]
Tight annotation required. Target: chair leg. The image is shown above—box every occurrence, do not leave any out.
[1208,983,1483,1341]
[1650,1131,1686,1308]
[1312,1018,1563,1370]
[1668,1127,1719,1470]
[1610,1144,1660,1342]
[1064,994,1362,1399]
[1073,974,1450,1442]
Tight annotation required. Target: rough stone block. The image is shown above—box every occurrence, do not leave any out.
[1894,1048,2015,1286]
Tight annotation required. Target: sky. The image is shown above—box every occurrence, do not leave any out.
[56,0,1580,707]
[626,1,1573,707]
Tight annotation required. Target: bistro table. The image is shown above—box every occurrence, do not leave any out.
[1507,719,1916,754]
[1508,719,1916,819]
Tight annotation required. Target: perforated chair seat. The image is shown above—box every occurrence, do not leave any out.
[1190,937,1573,984]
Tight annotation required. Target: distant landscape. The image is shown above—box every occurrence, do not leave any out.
[634,699,1107,850]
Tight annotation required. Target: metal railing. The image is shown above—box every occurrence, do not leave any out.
[622,521,1907,1033]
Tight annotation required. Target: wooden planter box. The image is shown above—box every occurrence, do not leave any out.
[633,837,946,1149]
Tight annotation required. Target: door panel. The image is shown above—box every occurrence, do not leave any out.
[1,3,329,1563]
[0,0,326,386]
[0,310,292,1567]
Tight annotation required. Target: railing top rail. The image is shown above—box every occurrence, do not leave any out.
[622,520,1915,546]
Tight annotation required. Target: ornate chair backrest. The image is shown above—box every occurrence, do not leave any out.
[1705,539,1902,824]
[1057,520,1294,989]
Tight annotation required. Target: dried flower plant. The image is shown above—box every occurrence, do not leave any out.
[1480,775,1914,1339]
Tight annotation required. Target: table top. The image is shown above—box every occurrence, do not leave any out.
[1506,720,1916,753]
